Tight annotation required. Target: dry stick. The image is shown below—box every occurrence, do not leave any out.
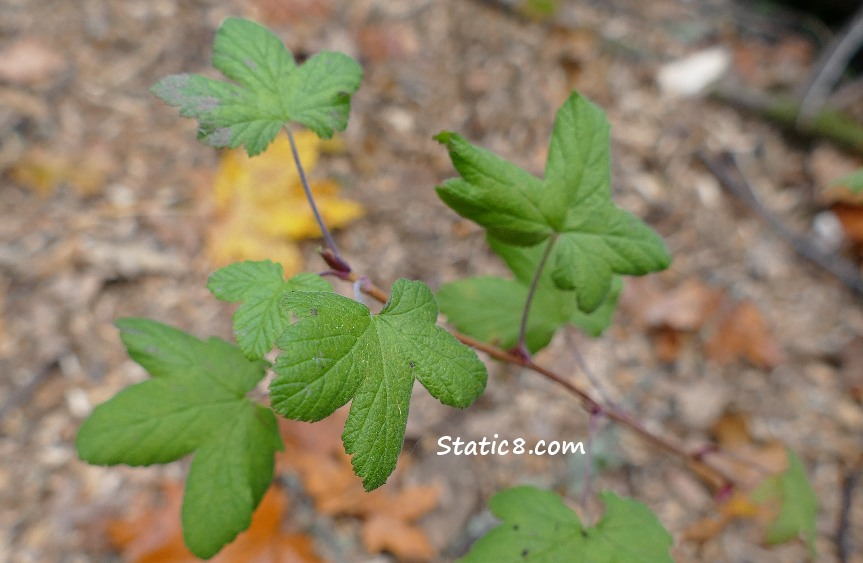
[798,4,863,126]
[696,150,863,298]
[837,451,863,563]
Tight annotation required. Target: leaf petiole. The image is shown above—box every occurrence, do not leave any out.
[516,233,558,357]
[285,126,350,271]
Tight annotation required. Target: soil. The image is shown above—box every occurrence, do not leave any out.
[2,0,862,561]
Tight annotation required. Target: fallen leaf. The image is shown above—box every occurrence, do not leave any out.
[207,131,364,274]
[704,301,784,368]
[622,278,724,361]
[643,279,724,331]
[278,411,440,561]
[684,413,800,544]
[683,491,761,542]
[108,483,322,563]
[108,482,192,563]
[830,203,863,247]
[356,24,419,63]
[10,147,112,197]
[248,0,333,26]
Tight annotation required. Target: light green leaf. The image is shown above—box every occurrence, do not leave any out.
[208,261,331,360]
[435,91,670,312]
[75,319,282,559]
[753,448,818,556]
[151,17,362,156]
[270,279,487,490]
[460,486,673,562]
[831,168,863,193]
[437,238,621,354]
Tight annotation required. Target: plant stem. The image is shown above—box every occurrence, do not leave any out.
[285,126,350,271]
[342,271,739,489]
[517,233,558,357]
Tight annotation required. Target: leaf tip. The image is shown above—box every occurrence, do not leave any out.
[433,131,455,145]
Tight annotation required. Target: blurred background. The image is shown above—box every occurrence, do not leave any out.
[2,0,862,561]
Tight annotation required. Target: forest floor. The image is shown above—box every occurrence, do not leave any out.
[2,0,862,561]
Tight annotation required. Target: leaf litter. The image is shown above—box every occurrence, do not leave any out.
[3,0,862,561]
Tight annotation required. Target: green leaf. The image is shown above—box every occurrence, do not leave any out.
[551,197,670,312]
[207,261,332,360]
[434,132,554,245]
[831,168,863,193]
[753,448,818,556]
[437,238,621,354]
[435,91,670,312]
[460,486,673,562]
[270,279,487,490]
[75,319,283,559]
[151,17,363,156]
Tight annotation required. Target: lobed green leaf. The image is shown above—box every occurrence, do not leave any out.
[207,261,331,361]
[437,237,622,354]
[76,319,282,559]
[151,17,363,156]
[270,279,487,490]
[460,486,673,562]
[435,91,671,312]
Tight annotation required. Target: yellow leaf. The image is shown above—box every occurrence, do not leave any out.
[207,130,364,274]
[11,147,110,197]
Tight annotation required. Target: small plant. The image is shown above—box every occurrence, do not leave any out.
[76,17,818,560]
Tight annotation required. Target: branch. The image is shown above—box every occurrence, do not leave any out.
[339,270,740,489]
[710,84,863,156]
[798,4,863,126]
[697,150,863,298]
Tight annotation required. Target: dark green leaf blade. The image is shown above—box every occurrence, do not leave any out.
[211,17,296,92]
[437,234,622,354]
[151,17,362,156]
[282,51,365,139]
[271,291,370,421]
[585,490,674,562]
[182,403,281,559]
[435,132,553,245]
[377,280,487,408]
[271,279,487,490]
[75,319,282,559]
[552,202,671,312]
[208,261,332,360]
[545,91,611,208]
[437,277,555,353]
[435,90,671,314]
[459,486,583,562]
[115,317,208,376]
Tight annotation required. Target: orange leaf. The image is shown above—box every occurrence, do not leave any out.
[108,483,322,563]
[831,203,863,246]
[704,301,784,368]
[278,411,441,561]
